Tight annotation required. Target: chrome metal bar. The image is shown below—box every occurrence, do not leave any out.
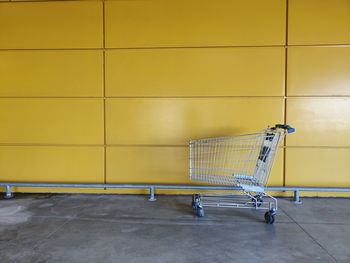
[268,186,350,192]
[0,182,240,190]
[0,182,349,193]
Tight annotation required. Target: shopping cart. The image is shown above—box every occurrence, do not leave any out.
[190,124,295,224]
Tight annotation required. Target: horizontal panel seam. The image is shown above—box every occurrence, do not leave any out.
[0,0,103,3]
[0,45,350,51]
[288,44,350,47]
[285,146,350,149]
[0,46,285,51]
[287,96,350,98]
[0,144,349,149]
[0,96,285,99]
[0,144,188,147]
[1,96,350,99]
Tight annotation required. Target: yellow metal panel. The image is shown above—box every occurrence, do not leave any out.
[105,47,285,97]
[0,1,103,49]
[289,0,350,45]
[288,47,350,96]
[0,99,104,144]
[106,146,283,186]
[268,148,284,186]
[286,98,350,147]
[106,146,188,184]
[0,146,104,183]
[0,51,103,97]
[105,0,286,48]
[285,148,350,187]
[106,98,283,145]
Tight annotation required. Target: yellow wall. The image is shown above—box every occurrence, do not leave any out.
[0,0,349,196]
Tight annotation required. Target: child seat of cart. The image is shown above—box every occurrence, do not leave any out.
[233,174,265,193]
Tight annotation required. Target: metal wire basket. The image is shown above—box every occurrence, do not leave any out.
[190,124,295,224]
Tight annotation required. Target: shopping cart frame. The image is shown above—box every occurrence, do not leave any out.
[190,124,295,224]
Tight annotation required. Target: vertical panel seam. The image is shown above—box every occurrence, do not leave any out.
[283,0,289,187]
[102,0,107,186]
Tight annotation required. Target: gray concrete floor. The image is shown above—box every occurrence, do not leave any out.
[0,194,349,263]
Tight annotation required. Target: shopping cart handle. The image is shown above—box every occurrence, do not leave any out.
[274,124,295,133]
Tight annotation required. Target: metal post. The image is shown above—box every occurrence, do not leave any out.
[148,186,156,201]
[294,190,302,204]
[4,185,14,200]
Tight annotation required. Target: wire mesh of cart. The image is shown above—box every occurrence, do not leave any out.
[190,124,295,224]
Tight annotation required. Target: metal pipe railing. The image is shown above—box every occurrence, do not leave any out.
[1,182,350,204]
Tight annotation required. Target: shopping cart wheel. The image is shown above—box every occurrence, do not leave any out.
[192,201,196,209]
[192,194,201,209]
[252,195,263,207]
[264,211,275,224]
[196,207,205,217]
[192,201,201,210]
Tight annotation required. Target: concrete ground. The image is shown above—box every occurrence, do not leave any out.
[0,194,349,263]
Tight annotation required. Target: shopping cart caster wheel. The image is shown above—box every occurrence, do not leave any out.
[253,195,263,207]
[192,201,198,209]
[191,195,196,209]
[264,211,275,224]
[197,207,205,217]
[192,194,200,209]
